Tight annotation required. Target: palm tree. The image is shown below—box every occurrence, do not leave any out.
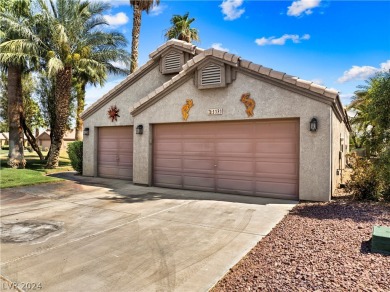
[73,31,130,140]
[0,0,39,167]
[165,12,200,43]
[129,0,160,73]
[35,0,126,168]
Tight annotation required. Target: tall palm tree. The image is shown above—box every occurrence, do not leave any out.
[73,31,130,140]
[129,0,160,73]
[0,0,40,167]
[1,0,126,168]
[165,12,200,43]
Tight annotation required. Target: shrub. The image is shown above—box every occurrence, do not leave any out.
[377,147,390,201]
[346,153,382,201]
[2,145,9,150]
[67,141,83,174]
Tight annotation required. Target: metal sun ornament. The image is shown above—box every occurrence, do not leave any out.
[108,105,120,122]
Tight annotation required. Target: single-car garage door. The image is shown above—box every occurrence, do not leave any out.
[153,119,299,200]
[98,126,133,180]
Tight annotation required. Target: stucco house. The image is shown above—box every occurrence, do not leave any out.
[37,129,76,150]
[0,132,9,148]
[81,39,351,202]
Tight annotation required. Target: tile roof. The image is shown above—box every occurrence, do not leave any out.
[80,39,201,120]
[130,47,342,115]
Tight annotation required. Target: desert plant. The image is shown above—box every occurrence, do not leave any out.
[346,153,382,201]
[67,141,83,174]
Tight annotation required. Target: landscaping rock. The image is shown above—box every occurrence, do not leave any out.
[212,198,390,291]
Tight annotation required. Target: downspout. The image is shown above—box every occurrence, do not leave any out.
[330,109,333,200]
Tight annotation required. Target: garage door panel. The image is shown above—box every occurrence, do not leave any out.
[217,160,254,173]
[154,173,182,188]
[98,126,133,180]
[155,157,182,169]
[183,175,215,191]
[153,120,299,199]
[217,177,253,193]
[183,141,214,153]
[255,181,297,197]
[183,159,215,171]
[216,141,253,153]
[256,161,298,175]
[154,142,182,153]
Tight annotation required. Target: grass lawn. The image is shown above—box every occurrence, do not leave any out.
[0,149,74,188]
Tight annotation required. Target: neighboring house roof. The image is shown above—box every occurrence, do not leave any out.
[80,39,201,120]
[37,129,76,141]
[130,47,350,126]
[37,130,51,140]
[1,132,9,140]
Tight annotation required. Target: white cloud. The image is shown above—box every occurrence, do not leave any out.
[287,0,321,17]
[310,78,323,85]
[255,34,310,46]
[211,43,229,52]
[220,0,245,21]
[103,12,129,27]
[149,4,166,17]
[380,60,390,71]
[337,60,390,83]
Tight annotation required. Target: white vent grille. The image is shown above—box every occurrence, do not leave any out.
[164,51,182,71]
[201,64,222,85]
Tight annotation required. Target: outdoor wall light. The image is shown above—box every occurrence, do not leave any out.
[136,125,143,135]
[310,118,318,132]
[83,127,90,136]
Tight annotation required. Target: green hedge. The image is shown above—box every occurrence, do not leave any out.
[67,141,83,174]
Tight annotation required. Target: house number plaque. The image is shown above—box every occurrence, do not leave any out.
[208,108,223,115]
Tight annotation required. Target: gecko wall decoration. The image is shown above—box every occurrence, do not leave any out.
[182,99,194,121]
[108,105,120,122]
[240,93,255,117]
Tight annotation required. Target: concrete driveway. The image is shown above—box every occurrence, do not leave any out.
[1,173,296,292]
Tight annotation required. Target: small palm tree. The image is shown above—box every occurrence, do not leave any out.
[165,12,200,43]
[129,0,160,73]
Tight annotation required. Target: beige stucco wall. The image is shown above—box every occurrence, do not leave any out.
[331,112,350,192]
[133,71,333,201]
[82,65,171,176]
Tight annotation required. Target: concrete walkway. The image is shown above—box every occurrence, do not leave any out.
[0,173,296,291]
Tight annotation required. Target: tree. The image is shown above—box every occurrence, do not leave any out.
[165,12,200,43]
[0,0,35,167]
[34,0,125,168]
[348,72,390,154]
[73,32,129,140]
[129,0,160,73]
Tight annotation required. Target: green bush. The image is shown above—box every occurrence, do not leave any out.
[346,153,382,201]
[67,141,83,174]
[2,145,9,150]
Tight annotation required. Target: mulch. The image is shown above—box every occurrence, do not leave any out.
[212,192,390,291]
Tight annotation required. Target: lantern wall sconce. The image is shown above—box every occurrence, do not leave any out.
[136,125,143,135]
[83,127,90,136]
[310,118,318,132]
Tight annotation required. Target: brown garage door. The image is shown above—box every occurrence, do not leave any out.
[153,119,299,200]
[98,126,133,180]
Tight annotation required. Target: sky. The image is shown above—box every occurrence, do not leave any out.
[85,0,390,109]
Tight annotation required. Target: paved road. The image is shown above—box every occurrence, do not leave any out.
[0,174,296,292]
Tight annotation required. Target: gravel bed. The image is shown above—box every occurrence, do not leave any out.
[213,197,390,291]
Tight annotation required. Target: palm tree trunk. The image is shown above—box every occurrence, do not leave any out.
[130,4,142,73]
[75,81,86,141]
[46,66,71,168]
[7,65,25,168]
[20,112,44,161]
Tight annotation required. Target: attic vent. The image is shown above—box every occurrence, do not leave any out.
[201,64,221,85]
[164,51,182,71]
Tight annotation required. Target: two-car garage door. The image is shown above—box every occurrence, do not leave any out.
[153,120,299,200]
